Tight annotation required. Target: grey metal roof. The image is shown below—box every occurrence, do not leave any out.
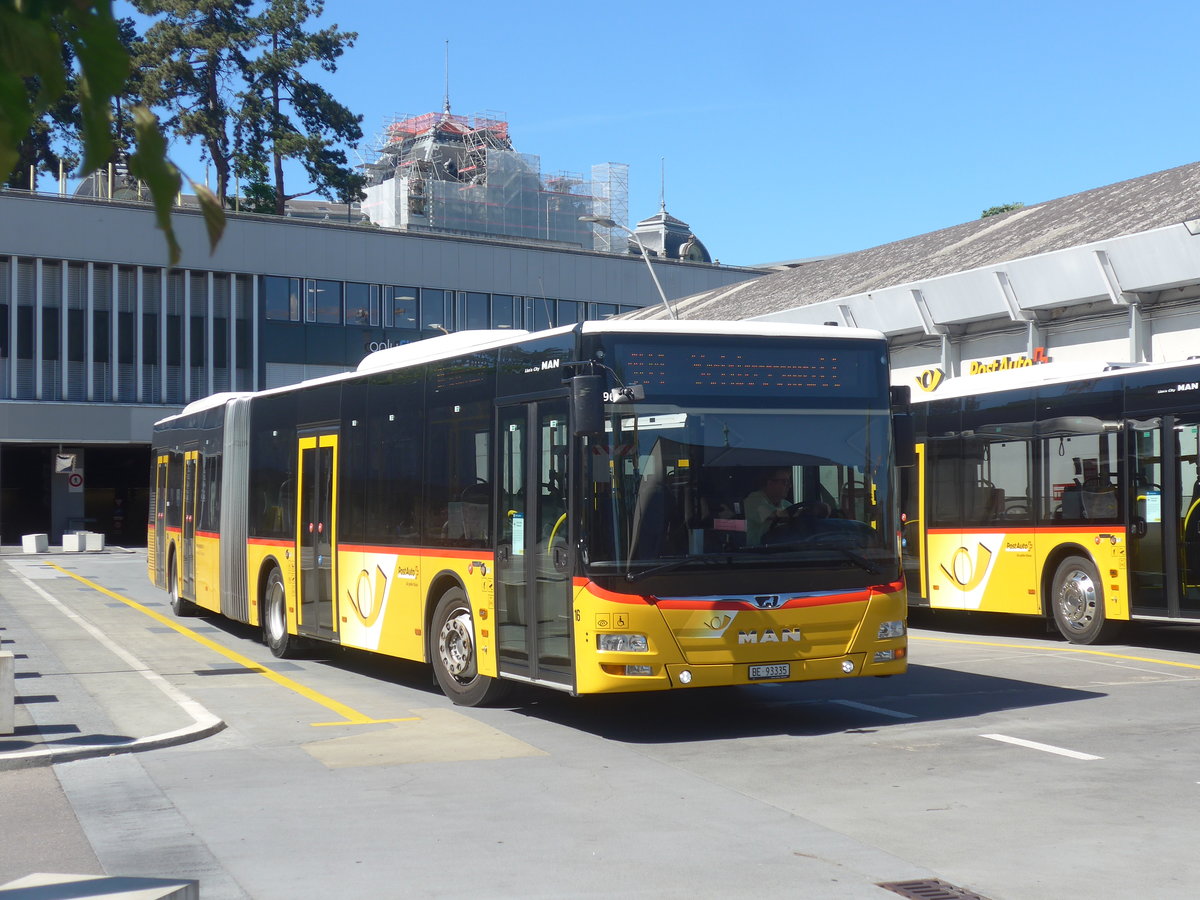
[626,160,1200,321]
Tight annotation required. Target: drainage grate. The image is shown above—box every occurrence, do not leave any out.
[877,879,991,900]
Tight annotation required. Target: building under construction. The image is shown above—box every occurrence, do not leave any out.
[361,110,629,251]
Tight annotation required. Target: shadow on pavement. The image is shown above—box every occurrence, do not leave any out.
[495,663,1106,744]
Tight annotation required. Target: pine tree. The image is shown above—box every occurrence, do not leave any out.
[239,0,363,215]
[132,0,254,204]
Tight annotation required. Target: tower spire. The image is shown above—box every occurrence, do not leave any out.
[443,40,451,116]
[659,157,666,213]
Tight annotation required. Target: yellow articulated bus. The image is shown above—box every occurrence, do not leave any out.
[901,357,1200,643]
[149,321,911,705]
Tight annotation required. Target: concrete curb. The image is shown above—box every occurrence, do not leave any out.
[0,714,226,770]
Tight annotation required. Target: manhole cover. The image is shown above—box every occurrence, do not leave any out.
[877,878,991,900]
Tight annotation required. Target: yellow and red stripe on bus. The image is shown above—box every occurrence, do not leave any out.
[570,577,907,694]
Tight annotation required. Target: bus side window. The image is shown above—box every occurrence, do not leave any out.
[926,437,963,528]
[425,398,491,548]
[978,438,1031,524]
[1041,434,1120,523]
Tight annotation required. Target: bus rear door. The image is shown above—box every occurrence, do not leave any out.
[495,399,573,689]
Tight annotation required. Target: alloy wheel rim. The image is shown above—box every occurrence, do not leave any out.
[1060,569,1097,630]
[439,609,474,681]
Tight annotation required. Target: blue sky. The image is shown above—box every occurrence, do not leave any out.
[116,0,1200,267]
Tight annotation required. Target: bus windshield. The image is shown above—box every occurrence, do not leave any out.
[583,402,897,585]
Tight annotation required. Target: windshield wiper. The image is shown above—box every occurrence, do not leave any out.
[624,554,734,583]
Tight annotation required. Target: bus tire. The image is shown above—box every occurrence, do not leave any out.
[1050,556,1122,644]
[168,554,200,617]
[263,566,299,658]
[431,587,509,707]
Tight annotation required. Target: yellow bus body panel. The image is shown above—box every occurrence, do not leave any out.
[328,547,498,676]
[193,532,222,613]
[923,527,1130,620]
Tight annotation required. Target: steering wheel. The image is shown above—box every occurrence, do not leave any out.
[783,501,829,518]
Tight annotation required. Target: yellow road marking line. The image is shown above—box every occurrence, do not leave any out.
[913,634,1200,671]
[46,563,419,727]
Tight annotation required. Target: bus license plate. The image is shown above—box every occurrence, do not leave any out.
[748,664,790,680]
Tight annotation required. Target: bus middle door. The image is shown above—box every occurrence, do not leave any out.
[182,450,199,599]
[494,398,573,689]
[297,433,339,641]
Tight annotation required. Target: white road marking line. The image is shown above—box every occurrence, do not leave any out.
[981,733,1102,760]
[831,699,916,719]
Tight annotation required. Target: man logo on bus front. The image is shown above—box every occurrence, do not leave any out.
[753,595,782,609]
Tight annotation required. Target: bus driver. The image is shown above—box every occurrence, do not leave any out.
[745,468,793,545]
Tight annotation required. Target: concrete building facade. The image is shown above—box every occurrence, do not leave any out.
[0,191,759,544]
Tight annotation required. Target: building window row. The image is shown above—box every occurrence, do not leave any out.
[0,255,255,405]
[0,252,640,407]
[262,275,633,331]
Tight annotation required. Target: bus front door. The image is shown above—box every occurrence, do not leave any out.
[495,399,573,688]
[297,434,339,641]
[182,450,199,599]
[1127,417,1181,616]
[1177,418,1200,615]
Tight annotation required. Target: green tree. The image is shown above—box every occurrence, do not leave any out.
[981,202,1025,218]
[132,0,254,205]
[0,0,223,265]
[5,16,81,191]
[238,0,363,215]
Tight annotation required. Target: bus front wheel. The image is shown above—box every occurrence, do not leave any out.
[431,587,509,707]
[1050,556,1121,644]
[263,567,299,658]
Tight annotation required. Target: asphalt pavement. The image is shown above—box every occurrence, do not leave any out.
[0,545,940,899]
[13,547,1199,899]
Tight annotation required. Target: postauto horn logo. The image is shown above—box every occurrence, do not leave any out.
[915,367,945,392]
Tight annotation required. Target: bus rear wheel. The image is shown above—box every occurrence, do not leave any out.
[431,587,509,707]
[1050,556,1121,644]
[263,566,299,658]
[168,555,200,617]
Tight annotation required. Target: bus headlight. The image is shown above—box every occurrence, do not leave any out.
[598,633,649,652]
[876,620,906,639]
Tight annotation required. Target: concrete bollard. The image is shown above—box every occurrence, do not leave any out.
[84,531,106,551]
[21,533,48,554]
[0,650,13,735]
[63,532,86,552]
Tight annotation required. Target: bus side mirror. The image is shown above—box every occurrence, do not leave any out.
[571,375,605,436]
[891,385,916,469]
